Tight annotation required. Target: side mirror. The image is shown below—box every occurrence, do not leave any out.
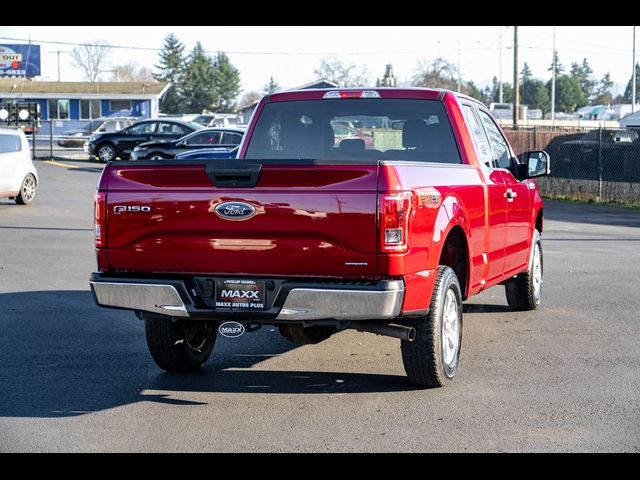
[97,127,106,133]
[177,140,186,147]
[517,150,550,180]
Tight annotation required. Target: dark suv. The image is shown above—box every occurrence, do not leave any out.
[87,119,203,162]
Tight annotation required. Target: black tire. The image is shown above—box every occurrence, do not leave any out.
[149,153,167,160]
[145,318,217,372]
[96,143,116,163]
[505,229,543,311]
[15,174,36,205]
[401,266,463,388]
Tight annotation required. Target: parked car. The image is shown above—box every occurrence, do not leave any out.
[130,128,245,160]
[58,118,136,148]
[192,114,243,128]
[87,119,203,162]
[174,146,239,160]
[0,128,38,205]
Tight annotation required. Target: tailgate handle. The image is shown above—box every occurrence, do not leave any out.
[206,163,261,188]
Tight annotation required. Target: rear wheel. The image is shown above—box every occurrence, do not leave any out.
[505,229,543,311]
[149,153,167,160]
[16,174,36,205]
[145,318,217,372]
[401,266,463,388]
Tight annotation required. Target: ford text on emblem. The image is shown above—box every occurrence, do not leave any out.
[214,201,256,221]
[219,321,245,338]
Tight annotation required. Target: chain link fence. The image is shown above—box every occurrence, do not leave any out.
[503,126,640,205]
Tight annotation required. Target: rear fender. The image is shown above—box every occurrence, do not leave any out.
[429,195,472,291]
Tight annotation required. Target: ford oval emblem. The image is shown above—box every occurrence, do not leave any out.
[214,201,257,221]
[219,321,245,338]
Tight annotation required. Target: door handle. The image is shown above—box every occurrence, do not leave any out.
[504,189,517,202]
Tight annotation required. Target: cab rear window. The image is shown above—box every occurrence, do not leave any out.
[245,98,461,163]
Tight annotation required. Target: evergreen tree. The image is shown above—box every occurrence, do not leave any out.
[548,51,564,75]
[547,75,587,113]
[154,33,185,114]
[593,72,614,105]
[521,62,533,83]
[570,58,596,101]
[487,76,513,104]
[212,52,241,113]
[517,64,549,114]
[181,42,216,113]
[263,76,280,95]
[464,81,487,104]
[523,79,550,114]
[624,63,640,104]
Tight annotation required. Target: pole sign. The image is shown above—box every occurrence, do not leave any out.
[0,44,41,77]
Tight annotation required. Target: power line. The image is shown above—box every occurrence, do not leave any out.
[0,35,495,57]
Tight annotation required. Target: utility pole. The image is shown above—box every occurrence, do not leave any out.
[633,26,637,113]
[513,26,519,128]
[551,26,556,123]
[499,26,503,103]
[52,50,67,82]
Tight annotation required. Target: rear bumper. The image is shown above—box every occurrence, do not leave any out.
[90,273,404,322]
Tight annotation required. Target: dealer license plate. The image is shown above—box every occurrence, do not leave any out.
[215,279,265,310]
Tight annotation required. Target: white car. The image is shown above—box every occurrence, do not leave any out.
[0,128,38,205]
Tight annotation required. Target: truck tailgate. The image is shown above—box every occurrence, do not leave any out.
[103,162,379,277]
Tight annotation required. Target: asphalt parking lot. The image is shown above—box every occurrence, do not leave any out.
[1,160,639,452]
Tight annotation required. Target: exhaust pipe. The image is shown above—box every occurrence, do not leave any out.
[350,321,416,342]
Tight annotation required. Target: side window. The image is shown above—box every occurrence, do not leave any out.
[128,122,157,135]
[222,132,243,145]
[186,131,222,145]
[478,110,511,169]
[158,122,186,135]
[0,134,21,153]
[462,104,493,167]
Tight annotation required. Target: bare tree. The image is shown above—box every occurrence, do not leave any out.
[70,41,112,82]
[113,62,156,82]
[313,57,372,87]
[412,57,458,90]
[238,90,262,109]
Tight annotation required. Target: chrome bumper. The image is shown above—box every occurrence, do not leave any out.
[275,281,404,321]
[90,281,189,317]
[90,278,404,322]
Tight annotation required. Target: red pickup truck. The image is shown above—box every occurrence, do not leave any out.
[90,88,549,388]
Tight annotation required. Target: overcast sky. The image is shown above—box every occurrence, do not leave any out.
[2,26,637,96]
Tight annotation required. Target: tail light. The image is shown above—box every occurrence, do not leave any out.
[94,191,106,248]
[379,191,414,253]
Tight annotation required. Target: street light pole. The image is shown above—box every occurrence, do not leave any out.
[551,26,556,123]
[513,26,519,128]
[499,26,503,103]
[633,26,636,113]
[52,50,67,82]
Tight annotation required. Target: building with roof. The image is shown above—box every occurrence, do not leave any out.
[0,79,169,135]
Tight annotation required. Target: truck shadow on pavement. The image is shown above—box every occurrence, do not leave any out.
[0,290,414,418]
